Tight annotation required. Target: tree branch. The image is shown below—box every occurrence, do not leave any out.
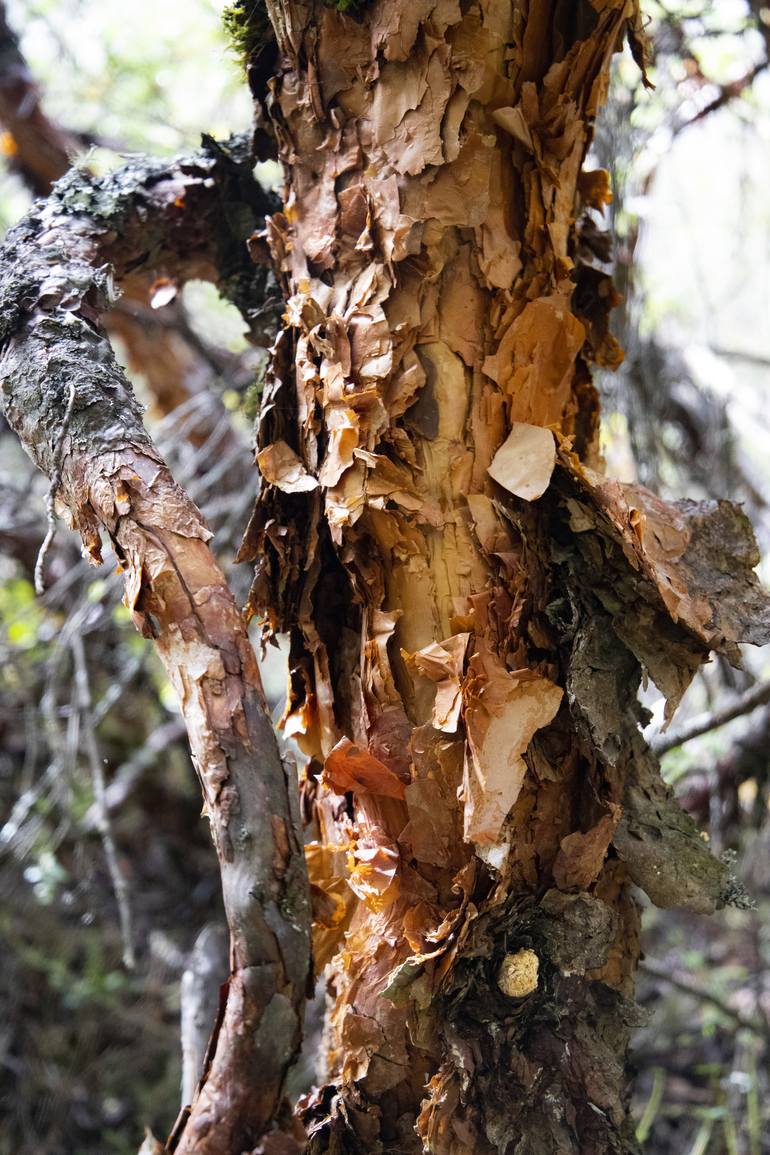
[640,959,770,1041]
[710,344,770,369]
[0,148,308,1155]
[71,631,136,970]
[652,679,770,755]
[672,60,768,138]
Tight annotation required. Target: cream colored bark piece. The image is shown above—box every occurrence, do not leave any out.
[487,422,556,501]
[463,668,563,846]
[497,949,539,998]
[256,440,318,492]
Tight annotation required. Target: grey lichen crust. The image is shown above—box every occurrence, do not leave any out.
[543,473,770,916]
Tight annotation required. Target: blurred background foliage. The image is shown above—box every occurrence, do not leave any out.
[1,1,770,1152]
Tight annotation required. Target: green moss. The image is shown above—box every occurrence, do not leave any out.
[222,2,272,64]
[222,0,369,70]
[242,372,266,422]
[324,0,368,10]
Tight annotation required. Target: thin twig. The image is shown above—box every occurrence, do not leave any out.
[710,345,770,369]
[640,960,770,1042]
[687,1116,714,1155]
[34,379,76,595]
[652,679,770,756]
[672,60,768,139]
[635,1066,666,1145]
[81,718,187,830]
[71,632,136,969]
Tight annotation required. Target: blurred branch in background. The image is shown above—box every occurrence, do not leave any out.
[640,957,770,1041]
[653,678,770,756]
[71,632,136,971]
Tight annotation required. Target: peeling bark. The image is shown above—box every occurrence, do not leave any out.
[0,144,307,1154]
[233,3,770,1152]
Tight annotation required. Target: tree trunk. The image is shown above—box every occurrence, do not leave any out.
[238,2,770,1152]
[2,3,770,1153]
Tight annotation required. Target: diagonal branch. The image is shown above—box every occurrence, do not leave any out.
[640,959,770,1041]
[653,678,770,756]
[0,146,308,1155]
[71,631,136,970]
[672,59,768,139]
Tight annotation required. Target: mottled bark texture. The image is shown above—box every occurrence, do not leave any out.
[237,2,770,1153]
[0,142,308,1155]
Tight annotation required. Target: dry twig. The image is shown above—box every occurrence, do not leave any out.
[653,679,770,755]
